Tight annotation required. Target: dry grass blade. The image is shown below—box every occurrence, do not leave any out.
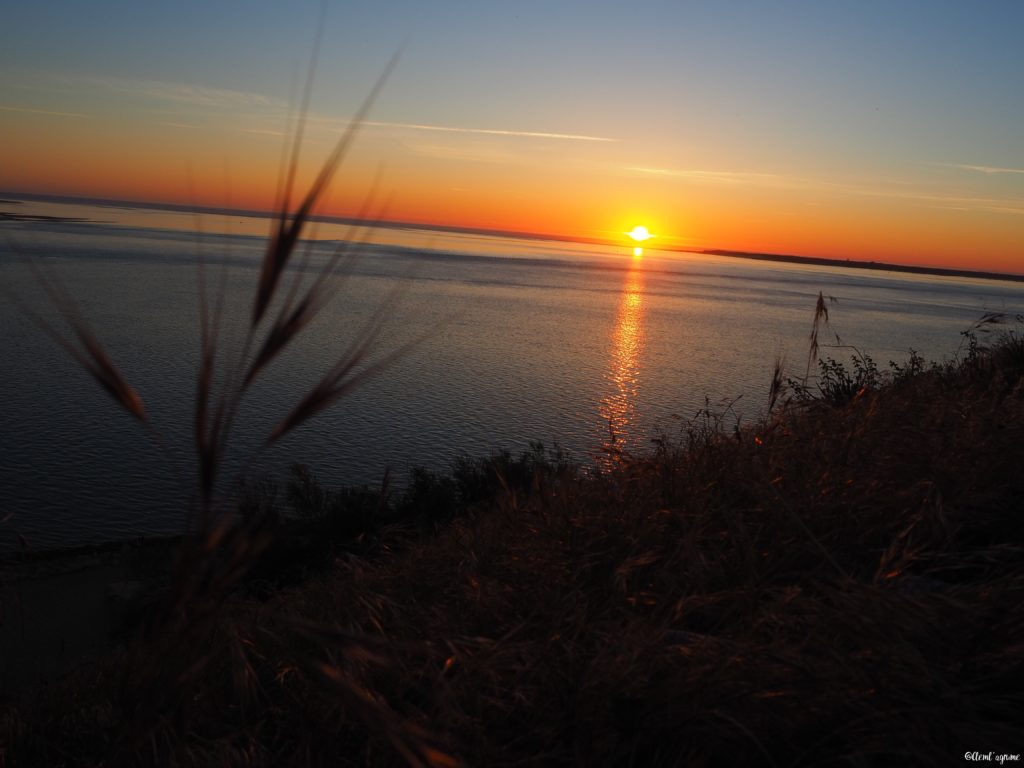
[806,290,828,377]
[247,292,323,388]
[266,281,434,445]
[965,310,1007,341]
[252,52,399,327]
[973,310,1007,328]
[75,330,147,422]
[12,255,147,422]
[243,184,384,388]
[805,291,838,380]
[316,662,460,768]
[194,239,230,508]
[768,352,787,412]
[195,359,217,503]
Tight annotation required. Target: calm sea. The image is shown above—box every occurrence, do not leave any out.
[3,196,1023,551]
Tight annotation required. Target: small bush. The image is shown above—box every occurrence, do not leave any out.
[787,350,881,406]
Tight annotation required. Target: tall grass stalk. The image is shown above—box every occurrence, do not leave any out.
[5,49,469,766]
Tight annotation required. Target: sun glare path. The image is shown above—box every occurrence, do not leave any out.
[599,262,647,468]
[625,226,654,258]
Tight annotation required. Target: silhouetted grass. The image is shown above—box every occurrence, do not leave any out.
[1,49,472,764]
[3,319,1023,766]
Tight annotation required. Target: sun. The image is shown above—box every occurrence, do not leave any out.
[627,225,653,243]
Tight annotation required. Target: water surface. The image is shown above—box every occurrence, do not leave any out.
[3,196,1023,551]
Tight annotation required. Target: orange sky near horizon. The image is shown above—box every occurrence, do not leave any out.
[5,107,1023,275]
[6,110,1022,275]
[3,2,1023,275]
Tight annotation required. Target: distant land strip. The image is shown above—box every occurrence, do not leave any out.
[0,212,90,224]
[0,191,596,248]
[698,249,1024,284]
[4,191,1023,284]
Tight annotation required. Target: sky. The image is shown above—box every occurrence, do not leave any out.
[2,0,1023,273]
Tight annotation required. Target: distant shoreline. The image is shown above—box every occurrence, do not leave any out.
[698,249,1024,285]
[0,190,598,249]
[4,190,1023,283]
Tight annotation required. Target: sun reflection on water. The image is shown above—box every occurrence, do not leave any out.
[599,259,647,465]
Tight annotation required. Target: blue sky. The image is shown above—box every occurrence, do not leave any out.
[3,0,1023,269]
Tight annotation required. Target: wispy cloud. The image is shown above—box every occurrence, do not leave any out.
[13,71,284,113]
[365,120,614,143]
[240,127,288,138]
[116,79,279,108]
[936,163,1024,176]
[627,166,796,187]
[68,74,283,110]
[395,140,520,165]
[628,165,1024,215]
[155,121,198,129]
[891,192,1024,216]
[0,105,89,119]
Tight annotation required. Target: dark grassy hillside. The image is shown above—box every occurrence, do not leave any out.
[3,327,1024,767]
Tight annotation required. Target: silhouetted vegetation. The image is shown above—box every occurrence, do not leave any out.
[3,319,1023,766]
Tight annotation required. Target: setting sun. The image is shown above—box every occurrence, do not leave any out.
[627,226,653,242]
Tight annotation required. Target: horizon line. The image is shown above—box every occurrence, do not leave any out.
[0,189,620,248]
[4,189,1024,282]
